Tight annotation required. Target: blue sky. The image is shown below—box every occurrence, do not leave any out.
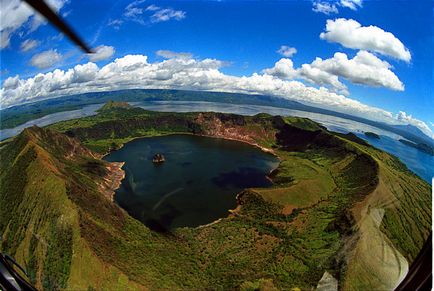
[0,0,433,136]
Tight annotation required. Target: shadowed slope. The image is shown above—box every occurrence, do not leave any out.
[0,106,431,290]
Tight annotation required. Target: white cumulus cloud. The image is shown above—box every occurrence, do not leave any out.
[0,0,67,49]
[1,53,431,138]
[30,49,62,69]
[277,46,297,58]
[299,50,404,91]
[262,50,403,94]
[320,18,411,62]
[262,58,297,79]
[298,63,348,95]
[88,45,115,62]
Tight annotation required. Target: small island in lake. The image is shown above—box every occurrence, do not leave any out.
[152,153,166,163]
[364,131,380,139]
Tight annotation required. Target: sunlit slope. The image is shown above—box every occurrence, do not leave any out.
[0,104,431,290]
[0,127,147,290]
[341,139,431,290]
[48,105,280,153]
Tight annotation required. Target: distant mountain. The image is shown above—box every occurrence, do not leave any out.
[263,99,434,147]
[368,121,434,147]
[391,124,432,140]
[0,107,431,290]
[98,100,133,111]
[246,95,434,146]
[1,89,433,146]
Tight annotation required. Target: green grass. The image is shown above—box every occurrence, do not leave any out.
[257,150,336,209]
[284,116,324,132]
[0,105,431,290]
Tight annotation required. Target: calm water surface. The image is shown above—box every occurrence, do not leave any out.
[0,103,103,140]
[135,101,434,182]
[2,100,432,182]
[104,134,279,230]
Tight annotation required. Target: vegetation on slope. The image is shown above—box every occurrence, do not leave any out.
[0,104,431,290]
[98,100,133,111]
[0,89,306,130]
[3,89,433,149]
[0,127,145,290]
[364,131,380,139]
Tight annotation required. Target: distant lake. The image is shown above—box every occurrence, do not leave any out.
[104,135,279,230]
[135,101,434,182]
[0,103,103,140]
[1,100,432,182]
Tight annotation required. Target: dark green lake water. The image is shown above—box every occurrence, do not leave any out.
[104,134,279,231]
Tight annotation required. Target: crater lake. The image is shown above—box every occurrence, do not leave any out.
[104,134,279,231]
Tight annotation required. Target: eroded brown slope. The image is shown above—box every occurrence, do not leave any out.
[0,109,431,290]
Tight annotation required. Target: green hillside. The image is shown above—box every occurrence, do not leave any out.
[0,104,431,290]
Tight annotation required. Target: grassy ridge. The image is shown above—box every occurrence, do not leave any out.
[0,127,147,290]
[0,104,431,290]
[0,89,299,130]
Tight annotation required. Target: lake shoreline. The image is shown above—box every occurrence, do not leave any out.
[100,132,279,200]
[102,132,280,227]
[100,161,125,202]
[3,101,432,182]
